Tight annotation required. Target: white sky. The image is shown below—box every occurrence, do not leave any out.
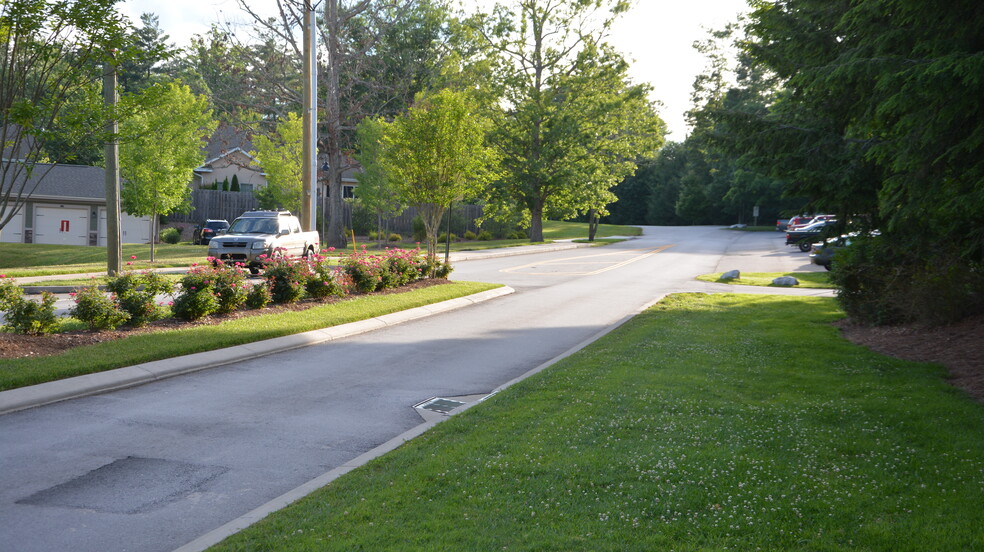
[119,0,748,140]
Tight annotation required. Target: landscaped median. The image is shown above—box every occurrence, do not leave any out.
[206,293,984,551]
[0,281,502,393]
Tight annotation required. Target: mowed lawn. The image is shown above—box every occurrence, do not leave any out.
[210,293,984,551]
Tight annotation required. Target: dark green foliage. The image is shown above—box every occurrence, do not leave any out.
[171,288,219,321]
[463,230,477,240]
[69,286,130,331]
[221,177,229,191]
[105,269,172,327]
[830,236,984,326]
[477,230,493,241]
[3,292,58,335]
[350,200,375,236]
[245,281,272,310]
[412,215,427,243]
[230,174,240,192]
[160,227,181,244]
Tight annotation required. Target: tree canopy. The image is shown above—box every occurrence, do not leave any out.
[370,88,497,259]
[474,0,665,241]
[120,81,216,260]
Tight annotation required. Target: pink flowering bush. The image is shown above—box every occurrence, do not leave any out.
[343,248,429,294]
[304,251,346,300]
[173,261,249,318]
[263,254,311,304]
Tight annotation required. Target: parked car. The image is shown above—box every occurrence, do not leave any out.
[207,210,320,273]
[194,219,229,245]
[786,219,837,252]
[776,218,791,231]
[786,214,827,231]
[810,230,879,270]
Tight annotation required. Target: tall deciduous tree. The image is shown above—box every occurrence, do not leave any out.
[375,89,497,260]
[253,113,304,215]
[0,0,132,232]
[228,0,456,248]
[353,116,404,241]
[120,82,216,261]
[476,0,665,242]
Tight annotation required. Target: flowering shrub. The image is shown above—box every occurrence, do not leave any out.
[343,248,428,294]
[245,281,273,309]
[263,254,311,304]
[304,252,346,300]
[70,285,129,330]
[180,261,249,314]
[3,291,58,335]
[0,274,22,310]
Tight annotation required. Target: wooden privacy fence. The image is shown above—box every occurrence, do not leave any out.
[171,189,485,236]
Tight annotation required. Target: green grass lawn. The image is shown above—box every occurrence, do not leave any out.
[209,293,984,551]
[0,243,208,277]
[698,271,833,288]
[0,281,499,391]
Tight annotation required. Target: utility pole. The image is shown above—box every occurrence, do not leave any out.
[103,55,122,275]
[301,0,318,232]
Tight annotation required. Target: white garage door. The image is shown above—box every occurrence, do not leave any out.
[34,206,89,246]
[98,208,152,245]
[0,209,25,243]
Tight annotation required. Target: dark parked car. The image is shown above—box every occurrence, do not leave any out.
[194,219,229,245]
[786,219,837,252]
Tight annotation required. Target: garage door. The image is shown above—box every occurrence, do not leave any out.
[0,209,24,243]
[98,209,152,245]
[34,206,89,246]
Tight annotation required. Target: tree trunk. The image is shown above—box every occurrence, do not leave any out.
[150,210,157,263]
[587,209,598,242]
[323,0,348,249]
[529,204,544,242]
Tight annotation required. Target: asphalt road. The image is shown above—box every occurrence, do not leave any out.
[0,226,830,552]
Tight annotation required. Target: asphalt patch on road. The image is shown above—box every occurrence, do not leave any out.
[18,456,227,514]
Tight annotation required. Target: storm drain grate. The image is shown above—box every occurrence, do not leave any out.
[18,456,228,514]
[415,397,466,414]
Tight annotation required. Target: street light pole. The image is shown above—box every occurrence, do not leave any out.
[301,0,318,231]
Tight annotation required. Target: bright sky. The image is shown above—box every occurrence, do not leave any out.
[119,0,748,140]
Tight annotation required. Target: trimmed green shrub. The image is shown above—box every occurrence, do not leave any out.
[464,230,477,240]
[437,233,457,243]
[70,285,129,330]
[171,288,220,321]
[3,292,58,335]
[160,227,181,244]
[245,281,273,309]
[477,230,493,241]
[388,233,402,242]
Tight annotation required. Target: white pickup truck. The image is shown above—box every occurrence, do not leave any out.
[207,210,320,273]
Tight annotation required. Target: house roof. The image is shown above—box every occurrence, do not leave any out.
[1,163,108,202]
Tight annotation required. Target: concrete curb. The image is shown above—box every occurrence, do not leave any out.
[172,290,665,552]
[0,286,514,416]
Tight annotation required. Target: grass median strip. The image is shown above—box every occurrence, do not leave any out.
[0,281,499,391]
[698,271,832,288]
[209,293,984,551]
